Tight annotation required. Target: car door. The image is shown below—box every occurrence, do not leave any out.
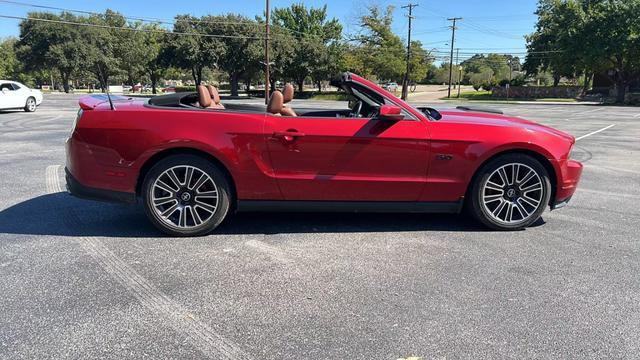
[265,113,430,201]
[0,83,16,109]
[0,83,23,109]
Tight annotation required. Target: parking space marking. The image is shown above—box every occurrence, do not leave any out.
[575,124,616,141]
[576,108,602,116]
[45,165,63,193]
[634,113,640,118]
[45,165,252,360]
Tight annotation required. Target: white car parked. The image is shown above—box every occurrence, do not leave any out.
[0,80,43,112]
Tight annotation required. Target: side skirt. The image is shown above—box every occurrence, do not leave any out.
[236,200,463,214]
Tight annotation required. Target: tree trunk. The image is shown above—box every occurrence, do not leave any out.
[151,74,158,95]
[61,71,70,93]
[616,78,627,104]
[317,80,322,93]
[553,74,560,87]
[192,67,203,86]
[270,78,276,97]
[244,77,251,94]
[230,73,239,97]
[582,71,592,95]
[297,80,304,93]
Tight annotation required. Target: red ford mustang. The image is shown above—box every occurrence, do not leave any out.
[65,73,582,236]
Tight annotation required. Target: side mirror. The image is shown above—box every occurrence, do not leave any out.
[1,88,9,93]
[377,104,404,121]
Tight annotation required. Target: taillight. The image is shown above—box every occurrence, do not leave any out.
[70,109,83,136]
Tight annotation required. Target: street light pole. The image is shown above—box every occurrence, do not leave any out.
[264,0,270,105]
[446,17,462,98]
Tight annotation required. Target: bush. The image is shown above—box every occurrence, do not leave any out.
[473,83,481,91]
[246,90,345,99]
[174,86,196,93]
[481,82,495,92]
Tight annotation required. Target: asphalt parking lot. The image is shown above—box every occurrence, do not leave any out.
[0,94,638,359]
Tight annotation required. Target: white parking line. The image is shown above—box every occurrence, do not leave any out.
[577,108,602,115]
[634,113,640,118]
[575,124,616,141]
[45,165,252,360]
[45,165,63,193]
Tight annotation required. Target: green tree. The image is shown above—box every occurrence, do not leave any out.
[116,21,148,88]
[525,0,640,101]
[582,0,640,102]
[310,41,345,92]
[165,15,225,85]
[141,24,169,94]
[524,0,584,86]
[0,38,20,80]
[82,10,128,91]
[272,3,343,92]
[351,5,405,82]
[207,15,262,96]
[15,12,86,92]
[407,41,432,83]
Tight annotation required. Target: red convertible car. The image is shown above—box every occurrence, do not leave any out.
[65,73,582,236]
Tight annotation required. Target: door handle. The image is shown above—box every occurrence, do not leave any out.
[273,130,305,142]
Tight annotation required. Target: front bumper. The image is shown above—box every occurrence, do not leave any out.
[66,167,136,204]
[551,196,572,210]
[552,159,583,210]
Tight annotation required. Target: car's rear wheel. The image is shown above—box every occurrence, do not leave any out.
[24,97,36,112]
[469,154,551,230]
[142,155,231,236]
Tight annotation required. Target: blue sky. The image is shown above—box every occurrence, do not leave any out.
[0,0,538,62]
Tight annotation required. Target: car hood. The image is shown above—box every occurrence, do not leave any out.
[437,108,575,142]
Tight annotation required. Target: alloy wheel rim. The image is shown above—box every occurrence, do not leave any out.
[481,163,544,225]
[150,165,218,230]
[28,99,35,111]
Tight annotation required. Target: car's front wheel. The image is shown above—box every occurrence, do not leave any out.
[469,154,551,230]
[142,155,232,236]
[24,97,36,112]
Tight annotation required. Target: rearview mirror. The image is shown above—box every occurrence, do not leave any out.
[377,104,404,121]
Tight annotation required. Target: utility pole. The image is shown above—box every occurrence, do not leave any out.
[264,0,270,105]
[456,48,462,98]
[454,48,459,90]
[446,17,462,98]
[401,3,418,101]
[507,58,513,101]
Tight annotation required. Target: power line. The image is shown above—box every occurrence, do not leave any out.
[0,0,329,42]
[0,0,263,27]
[0,14,264,40]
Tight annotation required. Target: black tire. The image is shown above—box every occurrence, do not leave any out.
[24,97,36,112]
[142,154,232,236]
[468,154,552,230]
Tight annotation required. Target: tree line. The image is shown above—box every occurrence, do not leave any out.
[0,4,435,96]
[524,0,640,102]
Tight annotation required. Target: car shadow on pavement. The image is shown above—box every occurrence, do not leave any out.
[0,192,493,238]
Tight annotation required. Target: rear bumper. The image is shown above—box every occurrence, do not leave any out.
[65,167,136,204]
